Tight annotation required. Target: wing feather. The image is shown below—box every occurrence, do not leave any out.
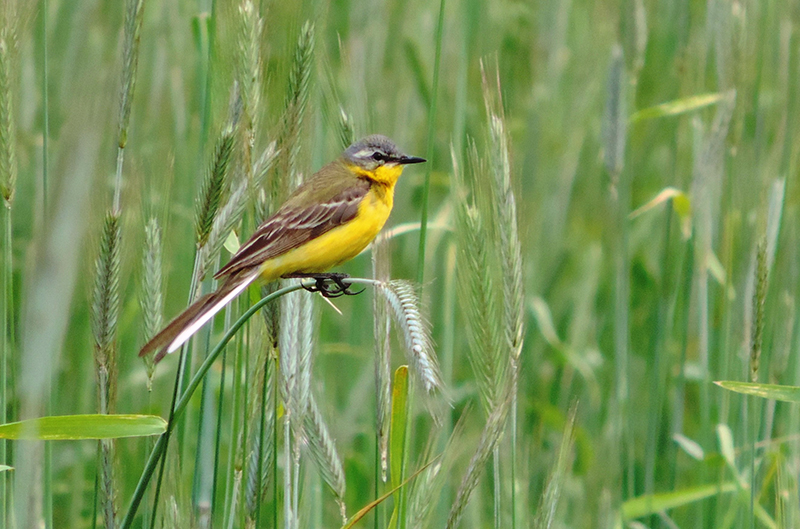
[214,177,370,279]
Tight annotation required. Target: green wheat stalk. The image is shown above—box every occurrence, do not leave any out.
[268,20,315,214]
[373,233,392,483]
[533,403,577,529]
[196,117,237,249]
[302,394,346,514]
[749,236,768,529]
[140,217,163,388]
[0,22,16,208]
[337,106,355,150]
[481,65,524,528]
[750,237,767,384]
[416,0,446,286]
[197,141,277,281]
[114,0,145,212]
[446,385,513,529]
[91,212,122,528]
[237,0,262,136]
[236,0,263,193]
[451,142,505,411]
[245,337,275,522]
[0,10,16,528]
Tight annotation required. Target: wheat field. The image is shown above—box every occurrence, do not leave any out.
[0,0,799,528]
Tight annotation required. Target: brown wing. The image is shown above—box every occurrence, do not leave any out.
[214,177,370,279]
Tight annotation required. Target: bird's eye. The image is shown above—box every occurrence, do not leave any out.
[371,151,385,162]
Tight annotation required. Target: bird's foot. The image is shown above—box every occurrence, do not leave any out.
[283,272,365,298]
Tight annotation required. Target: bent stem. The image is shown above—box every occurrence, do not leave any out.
[121,277,394,528]
[121,281,308,529]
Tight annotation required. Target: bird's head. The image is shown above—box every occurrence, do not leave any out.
[343,135,425,185]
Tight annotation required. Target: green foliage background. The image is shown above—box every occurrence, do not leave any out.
[2,0,800,527]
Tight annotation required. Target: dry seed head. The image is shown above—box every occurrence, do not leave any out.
[446,387,513,529]
[140,216,163,384]
[750,237,768,382]
[603,44,627,179]
[302,395,346,503]
[0,29,16,206]
[195,127,235,248]
[117,0,146,150]
[237,0,263,134]
[378,280,442,393]
[485,111,524,360]
[92,213,122,366]
[451,141,509,411]
[372,232,392,480]
[274,20,315,200]
[337,107,355,150]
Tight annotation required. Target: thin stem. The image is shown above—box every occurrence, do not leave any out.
[40,2,50,526]
[211,316,229,522]
[1,205,10,529]
[492,446,500,528]
[113,147,123,215]
[510,389,517,528]
[149,341,188,529]
[222,325,244,527]
[283,412,292,529]
[41,0,49,217]
[272,353,279,528]
[255,345,270,527]
[415,0,446,287]
[749,394,756,529]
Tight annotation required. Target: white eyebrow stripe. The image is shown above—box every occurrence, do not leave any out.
[351,149,375,158]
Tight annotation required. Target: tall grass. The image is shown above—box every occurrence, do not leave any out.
[1,0,799,528]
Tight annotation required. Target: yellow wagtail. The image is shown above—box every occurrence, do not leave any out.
[140,134,425,361]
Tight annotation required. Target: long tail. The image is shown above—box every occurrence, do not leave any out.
[139,269,261,362]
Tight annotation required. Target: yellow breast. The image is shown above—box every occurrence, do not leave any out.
[258,184,394,279]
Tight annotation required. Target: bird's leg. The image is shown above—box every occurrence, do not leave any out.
[283,272,365,298]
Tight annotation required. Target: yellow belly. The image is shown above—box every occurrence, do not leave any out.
[258,189,392,280]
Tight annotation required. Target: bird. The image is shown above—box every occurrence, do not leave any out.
[139,134,425,362]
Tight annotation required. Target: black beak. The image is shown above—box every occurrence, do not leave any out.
[398,155,426,165]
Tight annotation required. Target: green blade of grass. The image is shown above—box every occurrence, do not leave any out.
[714,381,800,403]
[0,414,167,440]
[629,93,726,123]
[415,0,446,286]
[342,456,439,529]
[622,482,737,520]
[388,366,410,529]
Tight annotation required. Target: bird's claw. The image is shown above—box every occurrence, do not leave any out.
[285,273,365,298]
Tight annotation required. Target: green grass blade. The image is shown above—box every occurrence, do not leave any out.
[630,93,726,123]
[0,415,167,440]
[714,381,800,402]
[388,366,409,528]
[622,482,737,520]
[415,0,446,286]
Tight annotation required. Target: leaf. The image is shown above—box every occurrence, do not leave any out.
[672,433,704,461]
[622,482,737,520]
[629,187,692,239]
[224,228,240,254]
[714,381,800,403]
[340,456,440,529]
[0,414,167,440]
[0,465,12,472]
[630,93,726,123]
[716,424,736,470]
[707,251,727,285]
[388,366,410,528]
[530,296,563,348]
